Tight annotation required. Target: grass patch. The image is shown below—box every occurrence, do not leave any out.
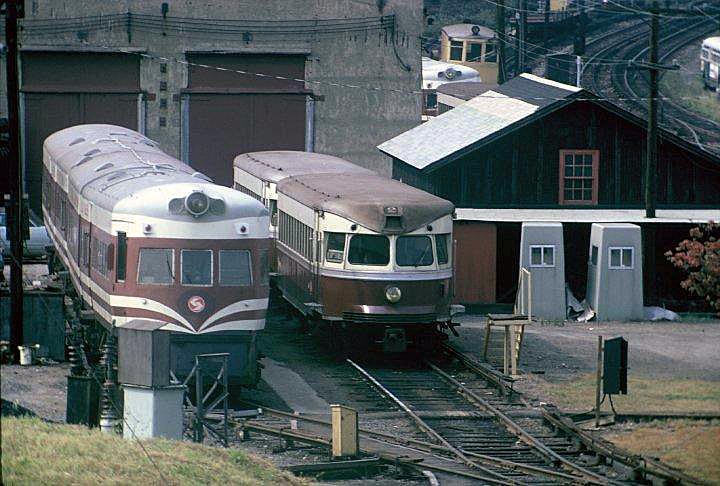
[604,420,720,485]
[661,42,720,126]
[1,417,306,485]
[541,374,720,414]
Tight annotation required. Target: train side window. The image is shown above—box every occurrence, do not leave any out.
[116,232,127,282]
[348,235,389,266]
[483,44,497,62]
[449,40,463,61]
[436,234,450,265]
[181,249,212,286]
[219,250,252,286]
[397,235,434,267]
[138,248,174,284]
[467,42,482,62]
[325,232,346,263]
[258,249,269,286]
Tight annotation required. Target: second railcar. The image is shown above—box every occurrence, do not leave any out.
[275,173,462,352]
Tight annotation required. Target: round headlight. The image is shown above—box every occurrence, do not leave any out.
[185,191,210,217]
[385,286,402,303]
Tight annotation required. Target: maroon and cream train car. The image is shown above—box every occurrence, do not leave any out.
[42,124,270,385]
[232,151,376,273]
[275,173,463,352]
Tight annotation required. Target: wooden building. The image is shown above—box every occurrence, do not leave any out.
[379,74,720,309]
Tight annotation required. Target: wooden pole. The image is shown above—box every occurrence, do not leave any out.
[645,1,659,219]
[496,0,506,84]
[5,0,25,363]
[595,335,603,427]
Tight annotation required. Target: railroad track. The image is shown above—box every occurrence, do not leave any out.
[346,350,623,485]
[581,2,720,154]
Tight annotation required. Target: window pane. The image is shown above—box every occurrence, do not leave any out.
[426,92,438,109]
[583,189,592,201]
[325,232,346,263]
[258,249,269,286]
[436,234,449,265]
[583,166,593,177]
[543,247,554,266]
[348,235,389,266]
[219,250,251,286]
[564,154,573,165]
[591,245,598,265]
[138,248,173,284]
[450,41,463,61]
[484,44,497,62]
[467,43,482,62]
[182,250,212,285]
[610,248,621,268]
[564,165,573,177]
[397,236,434,267]
[531,246,542,265]
[622,248,632,267]
[564,189,573,200]
[584,154,593,165]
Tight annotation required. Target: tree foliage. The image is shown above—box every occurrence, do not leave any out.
[665,222,720,313]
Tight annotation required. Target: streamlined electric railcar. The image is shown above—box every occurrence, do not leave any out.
[42,125,270,386]
[274,173,462,352]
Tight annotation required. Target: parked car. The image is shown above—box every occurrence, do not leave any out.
[0,208,53,261]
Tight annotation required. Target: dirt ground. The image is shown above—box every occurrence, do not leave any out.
[1,363,70,422]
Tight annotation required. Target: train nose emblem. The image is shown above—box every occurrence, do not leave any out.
[187,295,206,313]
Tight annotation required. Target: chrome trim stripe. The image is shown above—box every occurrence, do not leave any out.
[320,267,452,281]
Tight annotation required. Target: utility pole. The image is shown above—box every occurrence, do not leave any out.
[496,0,506,84]
[543,0,550,50]
[645,1,659,219]
[518,0,527,74]
[4,0,25,363]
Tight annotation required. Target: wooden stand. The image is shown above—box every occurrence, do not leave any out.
[483,314,533,376]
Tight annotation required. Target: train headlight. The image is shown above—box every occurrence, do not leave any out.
[185,191,210,217]
[385,286,402,303]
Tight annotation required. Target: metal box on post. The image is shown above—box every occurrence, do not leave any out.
[118,320,170,388]
[331,404,358,458]
[603,337,628,395]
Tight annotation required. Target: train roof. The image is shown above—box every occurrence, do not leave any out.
[44,125,267,219]
[233,151,375,183]
[277,173,454,234]
[441,23,495,40]
[703,37,720,50]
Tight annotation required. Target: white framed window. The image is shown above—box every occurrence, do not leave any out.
[609,247,634,269]
[530,245,555,267]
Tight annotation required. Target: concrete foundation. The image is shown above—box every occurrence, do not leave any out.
[122,384,185,440]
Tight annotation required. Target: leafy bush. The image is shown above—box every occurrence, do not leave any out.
[665,222,720,313]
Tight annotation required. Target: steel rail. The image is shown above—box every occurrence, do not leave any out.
[241,403,589,483]
[244,421,529,484]
[346,358,518,485]
[426,362,611,486]
[541,407,707,485]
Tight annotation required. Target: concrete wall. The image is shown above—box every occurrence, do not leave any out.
[17,0,423,176]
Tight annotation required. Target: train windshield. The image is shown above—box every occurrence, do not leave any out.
[219,250,252,286]
[138,248,174,284]
[467,42,482,62]
[181,249,212,286]
[348,235,389,266]
[325,232,346,263]
[396,236,434,267]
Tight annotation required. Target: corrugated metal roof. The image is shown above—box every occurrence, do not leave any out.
[378,74,581,170]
